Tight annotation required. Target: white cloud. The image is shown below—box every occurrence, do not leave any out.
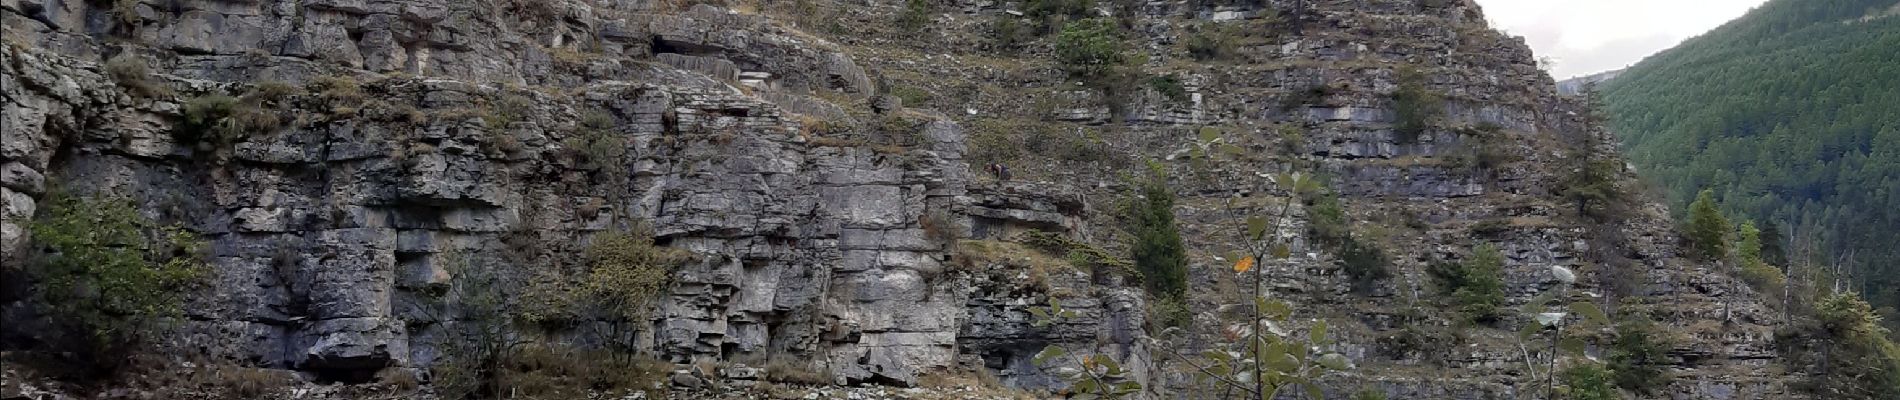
[1472,0,1769,78]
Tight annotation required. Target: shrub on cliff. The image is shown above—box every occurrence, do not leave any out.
[562,109,626,170]
[1607,319,1674,393]
[1124,163,1187,302]
[1025,0,1094,32]
[896,0,934,32]
[105,54,173,99]
[990,17,1032,53]
[26,192,207,375]
[1147,74,1189,103]
[1338,235,1392,294]
[1391,67,1443,143]
[1185,24,1236,61]
[1054,19,1127,84]
[1558,363,1617,400]
[1429,244,1506,323]
[178,82,301,151]
[430,252,517,399]
[1305,192,1348,245]
[519,228,688,357]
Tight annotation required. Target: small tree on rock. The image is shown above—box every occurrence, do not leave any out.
[1686,189,1731,261]
[26,192,207,375]
[1126,162,1188,302]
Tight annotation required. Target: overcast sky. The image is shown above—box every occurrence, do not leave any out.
[1472,0,1770,79]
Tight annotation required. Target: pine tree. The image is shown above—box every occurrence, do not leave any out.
[1758,220,1789,266]
[1128,165,1187,301]
[1687,189,1731,261]
[1739,221,1764,263]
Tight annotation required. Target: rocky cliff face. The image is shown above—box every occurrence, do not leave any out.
[0,0,1800,399]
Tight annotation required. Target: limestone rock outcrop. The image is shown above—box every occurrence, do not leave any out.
[0,0,1808,398]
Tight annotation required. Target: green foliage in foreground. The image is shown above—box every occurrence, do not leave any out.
[27,192,207,373]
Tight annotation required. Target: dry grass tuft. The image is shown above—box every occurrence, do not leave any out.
[761,355,834,385]
[193,365,293,398]
[105,55,175,98]
[917,368,1039,399]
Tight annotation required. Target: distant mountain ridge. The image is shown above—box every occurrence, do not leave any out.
[1555,69,1622,95]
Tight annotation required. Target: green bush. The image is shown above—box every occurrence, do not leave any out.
[1278,124,1308,154]
[519,229,686,331]
[1352,389,1389,400]
[1147,75,1189,103]
[1608,320,1674,393]
[1054,19,1126,82]
[1739,260,1786,293]
[1282,84,1335,111]
[1735,221,1787,293]
[1338,235,1391,293]
[1150,295,1193,329]
[436,228,684,400]
[430,253,516,399]
[247,81,301,104]
[1448,134,1518,172]
[1380,312,1468,366]
[485,93,536,129]
[562,109,626,170]
[1024,0,1094,32]
[1779,293,1900,398]
[1391,67,1443,143]
[763,355,836,385]
[1305,193,1348,245]
[1015,230,1137,284]
[26,192,207,373]
[178,81,300,149]
[1125,163,1187,300]
[887,85,933,107]
[180,94,281,148]
[896,0,934,32]
[1429,244,1506,323]
[1185,25,1236,61]
[506,345,670,399]
[1056,129,1115,163]
[1558,363,1617,400]
[992,17,1033,53]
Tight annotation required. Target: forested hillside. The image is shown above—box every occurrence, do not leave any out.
[1598,0,1900,314]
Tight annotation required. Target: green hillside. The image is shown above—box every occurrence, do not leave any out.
[1598,0,1900,311]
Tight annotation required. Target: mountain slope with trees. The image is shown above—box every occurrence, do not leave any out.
[1597,0,1900,315]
